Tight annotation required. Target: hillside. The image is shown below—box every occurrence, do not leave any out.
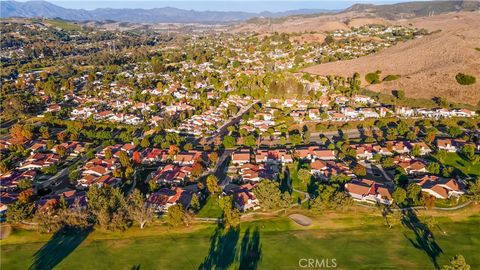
[231,1,479,33]
[303,12,480,106]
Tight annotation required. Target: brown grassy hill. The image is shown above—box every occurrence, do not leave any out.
[303,12,480,106]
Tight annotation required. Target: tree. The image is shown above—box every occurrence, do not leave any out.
[324,35,334,45]
[243,135,257,148]
[39,126,50,139]
[253,180,292,210]
[35,205,62,233]
[289,134,302,146]
[223,135,236,148]
[392,187,407,205]
[407,183,422,205]
[17,178,32,190]
[442,255,470,270]
[191,162,204,178]
[365,72,380,84]
[353,164,366,177]
[311,184,351,212]
[6,201,34,223]
[427,162,441,174]
[425,127,437,144]
[297,168,311,184]
[118,151,131,168]
[9,124,32,144]
[447,126,462,138]
[206,175,220,194]
[467,177,480,203]
[455,73,476,85]
[165,204,189,227]
[132,151,142,164]
[381,157,395,169]
[87,186,130,231]
[190,194,201,212]
[209,152,218,167]
[140,137,150,149]
[60,203,90,230]
[411,145,421,157]
[127,189,154,229]
[218,195,240,228]
[392,90,405,100]
[460,145,475,161]
[56,145,67,157]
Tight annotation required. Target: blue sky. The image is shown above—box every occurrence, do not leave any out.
[23,0,412,12]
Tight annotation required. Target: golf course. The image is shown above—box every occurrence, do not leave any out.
[1,205,479,269]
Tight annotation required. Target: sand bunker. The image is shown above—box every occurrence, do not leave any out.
[289,214,313,226]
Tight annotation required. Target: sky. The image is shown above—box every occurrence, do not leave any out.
[18,0,412,12]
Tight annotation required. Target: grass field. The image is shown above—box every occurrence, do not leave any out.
[432,152,480,178]
[197,196,223,218]
[2,206,480,270]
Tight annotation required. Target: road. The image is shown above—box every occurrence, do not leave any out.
[35,145,103,194]
[204,100,260,144]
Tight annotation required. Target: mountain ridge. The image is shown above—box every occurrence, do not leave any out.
[0,0,334,23]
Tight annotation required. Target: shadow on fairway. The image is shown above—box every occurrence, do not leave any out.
[238,227,262,270]
[402,209,443,269]
[29,228,91,270]
[199,226,262,270]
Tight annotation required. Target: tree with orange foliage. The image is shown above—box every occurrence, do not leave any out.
[191,162,204,178]
[169,145,180,156]
[132,151,142,164]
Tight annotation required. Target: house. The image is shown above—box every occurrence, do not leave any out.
[121,143,136,155]
[398,160,427,175]
[310,160,327,175]
[255,149,293,164]
[352,95,374,104]
[239,163,266,182]
[147,187,193,212]
[142,148,169,164]
[174,151,204,166]
[416,175,465,199]
[436,139,457,152]
[345,179,393,205]
[406,141,432,156]
[224,184,260,212]
[294,146,335,161]
[29,142,47,153]
[387,141,410,154]
[151,165,191,185]
[18,153,60,170]
[351,144,374,160]
[231,149,251,165]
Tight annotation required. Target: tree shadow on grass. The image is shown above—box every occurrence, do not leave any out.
[198,225,240,270]
[401,209,443,269]
[29,228,92,270]
[238,227,262,270]
[199,225,262,270]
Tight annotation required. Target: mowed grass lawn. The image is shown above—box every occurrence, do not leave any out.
[196,196,223,218]
[432,152,480,177]
[2,205,480,270]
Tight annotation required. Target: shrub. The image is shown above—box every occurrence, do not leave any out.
[383,74,400,81]
[455,73,476,85]
[365,72,381,84]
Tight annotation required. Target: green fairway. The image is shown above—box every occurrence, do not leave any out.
[432,152,480,178]
[2,206,480,270]
[197,196,223,218]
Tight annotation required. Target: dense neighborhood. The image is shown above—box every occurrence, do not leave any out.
[0,11,479,270]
